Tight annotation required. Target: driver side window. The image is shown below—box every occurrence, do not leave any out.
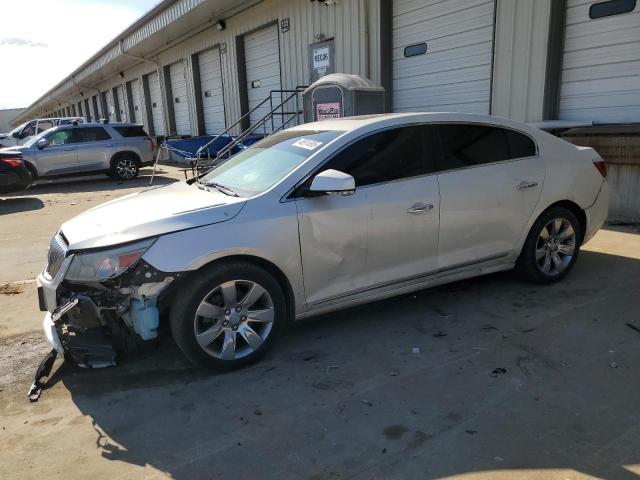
[22,122,37,138]
[47,130,73,146]
[323,126,426,187]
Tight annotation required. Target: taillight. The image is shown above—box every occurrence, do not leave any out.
[593,160,607,178]
[1,157,23,168]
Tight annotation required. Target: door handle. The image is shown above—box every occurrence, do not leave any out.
[105,144,114,147]
[407,203,434,214]
[63,148,74,151]
[517,181,538,190]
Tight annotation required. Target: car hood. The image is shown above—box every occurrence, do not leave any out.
[61,181,246,250]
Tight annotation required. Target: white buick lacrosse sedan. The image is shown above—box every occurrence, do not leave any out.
[37,113,608,370]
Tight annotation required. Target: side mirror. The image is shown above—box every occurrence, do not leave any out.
[37,138,50,150]
[12,131,20,139]
[309,169,355,195]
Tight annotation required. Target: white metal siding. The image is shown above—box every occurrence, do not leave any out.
[148,71,166,136]
[199,47,226,134]
[560,0,640,122]
[131,79,143,124]
[169,61,191,135]
[392,0,495,114]
[244,23,282,132]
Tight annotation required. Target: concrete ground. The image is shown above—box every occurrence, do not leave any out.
[1,170,640,479]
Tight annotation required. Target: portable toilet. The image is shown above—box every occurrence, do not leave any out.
[303,73,385,123]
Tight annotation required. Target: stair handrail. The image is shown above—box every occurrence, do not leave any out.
[198,88,305,171]
[192,86,307,176]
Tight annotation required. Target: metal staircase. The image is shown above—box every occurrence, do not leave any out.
[190,86,307,174]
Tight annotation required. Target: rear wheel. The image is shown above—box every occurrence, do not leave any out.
[516,206,582,284]
[111,156,139,180]
[170,261,286,369]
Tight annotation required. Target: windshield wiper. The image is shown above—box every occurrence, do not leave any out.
[205,181,240,197]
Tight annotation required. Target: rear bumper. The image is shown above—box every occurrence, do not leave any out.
[0,169,32,194]
[584,180,609,244]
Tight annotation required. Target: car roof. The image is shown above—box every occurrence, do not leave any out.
[64,122,143,128]
[288,112,539,135]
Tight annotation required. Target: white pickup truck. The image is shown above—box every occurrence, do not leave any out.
[0,117,84,148]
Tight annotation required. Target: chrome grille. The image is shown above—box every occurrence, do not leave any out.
[46,234,67,277]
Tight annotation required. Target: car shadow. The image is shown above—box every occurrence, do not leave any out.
[0,196,44,215]
[55,249,640,479]
[26,168,179,196]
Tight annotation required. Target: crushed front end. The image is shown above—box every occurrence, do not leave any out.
[36,232,183,368]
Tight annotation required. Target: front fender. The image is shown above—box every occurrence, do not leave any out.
[142,197,306,314]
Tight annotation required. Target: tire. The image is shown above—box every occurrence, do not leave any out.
[111,156,139,180]
[25,163,38,181]
[516,206,583,284]
[170,261,286,369]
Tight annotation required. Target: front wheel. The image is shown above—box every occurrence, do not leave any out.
[170,261,286,369]
[516,206,582,284]
[111,157,139,180]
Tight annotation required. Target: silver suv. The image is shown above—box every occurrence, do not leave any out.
[1,122,155,180]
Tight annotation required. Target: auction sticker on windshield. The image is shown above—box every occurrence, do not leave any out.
[292,138,323,150]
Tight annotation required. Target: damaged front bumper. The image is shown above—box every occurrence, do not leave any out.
[36,251,181,369]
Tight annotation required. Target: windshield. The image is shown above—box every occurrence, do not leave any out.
[7,122,27,136]
[199,129,344,196]
[22,128,53,148]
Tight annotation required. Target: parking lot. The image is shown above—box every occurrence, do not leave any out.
[1,167,640,479]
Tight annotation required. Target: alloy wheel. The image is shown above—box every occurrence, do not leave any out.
[535,217,576,276]
[193,279,275,360]
[116,159,137,179]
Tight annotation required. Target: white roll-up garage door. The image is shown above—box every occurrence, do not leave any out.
[116,85,126,122]
[199,47,226,134]
[130,79,143,124]
[560,0,640,123]
[244,24,282,132]
[169,61,191,136]
[147,71,166,136]
[392,0,495,114]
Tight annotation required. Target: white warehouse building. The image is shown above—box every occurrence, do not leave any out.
[14,0,640,220]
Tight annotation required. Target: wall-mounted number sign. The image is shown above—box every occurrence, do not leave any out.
[280,18,290,33]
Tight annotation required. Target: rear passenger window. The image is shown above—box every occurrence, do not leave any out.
[434,124,535,172]
[36,120,54,134]
[73,127,111,143]
[325,127,425,187]
[505,129,536,159]
[114,126,149,138]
